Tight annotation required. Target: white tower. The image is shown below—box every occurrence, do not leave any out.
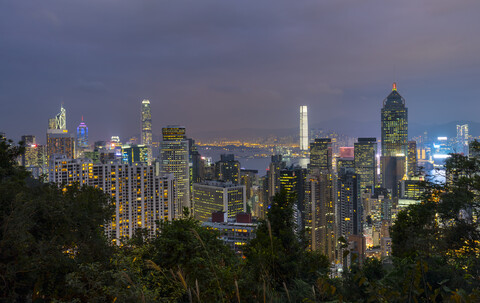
[300,106,308,151]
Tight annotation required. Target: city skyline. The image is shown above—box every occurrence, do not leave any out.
[1,1,480,143]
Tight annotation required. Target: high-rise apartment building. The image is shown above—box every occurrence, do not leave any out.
[161,126,190,215]
[456,124,469,156]
[49,158,175,241]
[299,106,309,151]
[310,138,333,172]
[354,138,377,192]
[381,83,408,158]
[192,181,246,222]
[141,99,152,146]
[337,168,362,239]
[305,170,336,261]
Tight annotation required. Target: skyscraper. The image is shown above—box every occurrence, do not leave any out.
[456,124,469,156]
[407,141,417,177]
[381,83,408,158]
[354,138,377,192]
[337,168,362,239]
[161,126,190,215]
[381,83,408,194]
[215,154,241,184]
[309,138,333,171]
[299,106,309,151]
[47,105,74,160]
[76,116,88,149]
[141,99,152,146]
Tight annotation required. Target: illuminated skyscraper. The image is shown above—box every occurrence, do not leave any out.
[141,99,152,146]
[161,126,190,215]
[337,168,362,239]
[354,138,377,192]
[381,83,408,157]
[299,106,309,151]
[456,124,469,156]
[407,141,417,177]
[76,116,88,149]
[47,105,74,160]
[309,138,332,172]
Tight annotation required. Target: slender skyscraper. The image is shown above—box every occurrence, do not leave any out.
[161,126,190,215]
[141,99,152,146]
[381,83,408,157]
[354,138,377,192]
[300,106,309,151]
[456,124,469,156]
[76,116,88,149]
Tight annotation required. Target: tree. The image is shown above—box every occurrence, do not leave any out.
[0,138,114,301]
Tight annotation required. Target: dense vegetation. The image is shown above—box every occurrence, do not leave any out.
[1,138,479,302]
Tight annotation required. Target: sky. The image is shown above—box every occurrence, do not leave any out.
[1,0,480,144]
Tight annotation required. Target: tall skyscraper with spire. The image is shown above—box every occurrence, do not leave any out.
[141,99,152,145]
[381,83,408,157]
[299,106,309,151]
[381,83,408,196]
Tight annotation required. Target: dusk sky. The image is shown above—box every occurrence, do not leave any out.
[1,0,480,143]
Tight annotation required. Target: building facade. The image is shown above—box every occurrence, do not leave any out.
[354,137,377,192]
[192,181,246,222]
[161,126,190,214]
[49,158,175,241]
[299,105,309,151]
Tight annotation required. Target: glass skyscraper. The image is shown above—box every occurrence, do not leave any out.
[299,106,308,151]
[76,117,88,149]
[161,126,190,216]
[141,99,152,145]
[381,83,408,157]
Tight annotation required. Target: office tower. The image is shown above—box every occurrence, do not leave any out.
[267,155,286,201]
[380,156,405,198]
[280,166,307,229]
[456,124,469,156]
[381,83,408,158]
[407,141,417,177]
[49,158,175,241]
[122,145,149,164]
[337,168,362,239]
[76,117,89,149]
[20,135,37,167]
[336,157,354,172]
[304,170,336,261]
[141,99,152,146]
[354,138,377,192]
[215,154,241,184]
[299,106,309,151]
[161,126,190,215]
[46,105,75,161]
[310,138,333,171]
[190,145,204,184]
[192,181,246,222]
